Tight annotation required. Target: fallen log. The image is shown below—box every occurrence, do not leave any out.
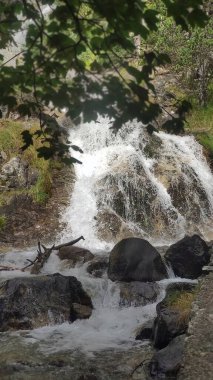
[0,265,17,271]
[28,236,85,274]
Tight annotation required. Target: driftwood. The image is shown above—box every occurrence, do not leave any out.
[28,236,85,274]
[0,236,85,274]
[0,265,17,271]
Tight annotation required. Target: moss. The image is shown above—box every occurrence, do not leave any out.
[0,215,6,230]
[166,287,198,325]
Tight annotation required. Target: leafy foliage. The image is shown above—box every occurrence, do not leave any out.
[147,1,213,106]
[0,120,54,205]
[0,0,209,161]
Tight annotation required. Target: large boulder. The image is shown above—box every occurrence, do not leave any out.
[165,235,210,279]
[0,273,93,331]
[95,152,181,242]
[149,335,185,379]
[108,238,168,282]
[153,283,196,349]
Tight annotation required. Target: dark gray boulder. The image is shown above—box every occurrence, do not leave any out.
[119,281,160,307]
[108,238,168,282]
[165,234,210,279]
[149,335,185,379]
[153,283,196,349]
[0,273,93,331]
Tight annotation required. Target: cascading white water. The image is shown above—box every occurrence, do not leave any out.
[61,116,213,249]
[0,248,196,355]
[0,116,211,362]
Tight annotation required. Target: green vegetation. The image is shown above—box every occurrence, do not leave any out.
[0,120,53,205]
[146,1,213,106]
[0,214,6,230]
[166,288,198,325]
[185,95,213,160]
[0,0,209,160]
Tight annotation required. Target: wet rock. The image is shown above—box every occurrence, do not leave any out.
[71,303,93,320]
[108,238,168,282]
[95,154,180,242]
[165,235,210,279]
[119,282,160,307]
[135,320,153,341]
[95,209,123,243]
[149,335,185,379]
[0,273,93,331]
[144,134,162,159]
[58,246,94,266]
[77,376,98,380]
[154,154,212,227]
[87,257,108,278]
[153,283,196,349]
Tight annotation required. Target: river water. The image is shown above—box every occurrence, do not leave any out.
[0,117,211,378]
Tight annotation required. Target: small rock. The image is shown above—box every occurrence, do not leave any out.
[0,151,7,161]
[0,157,28,188]
[58,246,94,267]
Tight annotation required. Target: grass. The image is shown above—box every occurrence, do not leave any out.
[166,288,198,326]
[185,98,213,160]
[0,120,54,205]
[0,215,6,230]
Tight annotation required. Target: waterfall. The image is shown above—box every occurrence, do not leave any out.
[61,116,213,250]
[0,116,205,361]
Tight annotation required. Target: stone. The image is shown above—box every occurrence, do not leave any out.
[153,282,196,349]
[0,273,93,331]
[0,150,7,161]
[149,335,185,379]
[95,209,122,243]
[0,157,28,188]
[119,282,160,307]
[58,246,94,266]
[135,320,153,340]
[108,238,168,282]
[95,152,180,242]
[165,235,210,279]
[87,257,108,278]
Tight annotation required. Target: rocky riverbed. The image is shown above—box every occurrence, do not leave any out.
[0,235,212,380]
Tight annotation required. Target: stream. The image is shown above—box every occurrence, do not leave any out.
[0,117,212,379]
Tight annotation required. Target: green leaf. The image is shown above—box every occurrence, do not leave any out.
[21,130,34,151]
[71,145,84,153]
